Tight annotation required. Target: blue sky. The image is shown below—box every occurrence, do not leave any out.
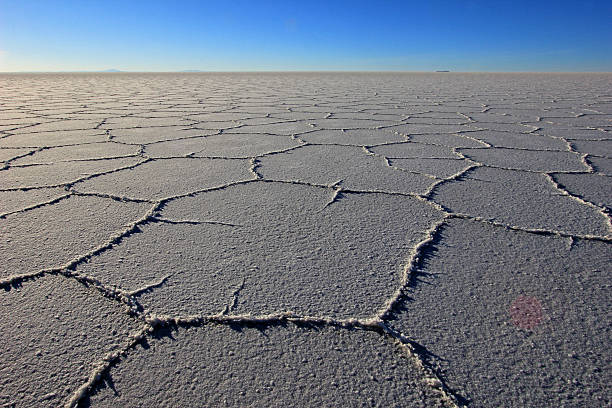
[1,0,611,72]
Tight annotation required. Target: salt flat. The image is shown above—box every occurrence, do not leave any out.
[0,73,610,407]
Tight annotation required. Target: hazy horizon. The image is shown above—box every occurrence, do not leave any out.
[1,0,611,72]
[3,70,612,74]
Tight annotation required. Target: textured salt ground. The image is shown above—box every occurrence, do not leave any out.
[77,182,442,318]
[11,143,140,165]
[0,129,108,148]
[299,128,405,145]
[0,147,33,162]
[101,117,198,129]
[308,118,399,130]
[269,111,329,120]
[239,117,293,126]
[407,133,486,148]
[402,117,469,125]
[0,72,610,408]
[589,156,612,174]
[457,148,588,172]
[536,126,612,140]
[381,123,480,135]
[466,130,568,150]
[224,121,314,135]
[476,122,538,133]
[7,119,103,134]
[183,112,260,121]
[371,142,459,159]
[328,112,405,121]
[108,127,217,145]
[432,166,609,237]
[552,172,612,208]
[0,195,149,279]
[389,158,472,179]
[145,133,301,159]
[392,219,612,408]
[0,275,140,408]
[0,187,68,216]
[86,325,448,408]
[570,140,612,157]
[0,157,141,189]
[258,144,435,194]
[74,157,254,200]
[538,116,612,127]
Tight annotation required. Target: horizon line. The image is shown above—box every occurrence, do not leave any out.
[2,70,612,74]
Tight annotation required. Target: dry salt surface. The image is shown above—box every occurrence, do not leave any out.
[0,72,610,408]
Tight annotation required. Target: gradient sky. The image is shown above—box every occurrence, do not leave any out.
[1,0,611,72]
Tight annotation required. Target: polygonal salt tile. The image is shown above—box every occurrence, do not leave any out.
[331,112,404,121]
[224,122,314,136]
[479,123,538,133]
[292,106,347,114]
[0,112,39,121]
[393,219,612,407]
[543,115,612,127]
[552,173,612,209]
[185,112,255,122]
[300,129,405,146]
[122,110,190,118]
[28,108,87,117]
[432,166,609,236]
[538,126,612,140]
[403,117,469,125]
[75,220,243,315]
[0,275,140,408]
[370,141,460,159]
[269,111,329,120]
[238,117,290,126]
[458,148,588,172]
[0,157,141,189]
[464,113,524,123]
[0,195,149,278]
[484,109,543,121]
[228,106,288,115]
[81,181,442,317]
[12,142,140,165]
[259,145,434,195]
[102,117,197,128]
[381,123,478,135]
[308,118,396,129]
[0,130,108,148]
[371,142,458,159]
[570,140,612,157]
[389,158,472,179]
[191,121,242,130]
[86,324,449,408]
[0,188,68,216]
[110,127,214,144]
[146,133,300,159]
[586,103,612,114]
[74,158,253,200]
[0,147,34,162]
[408,133,487,148]
[589,156,612,174]
[0,124,29,133]
[9,119,102,134]
[361,107,413,115]
[467,130,568,150]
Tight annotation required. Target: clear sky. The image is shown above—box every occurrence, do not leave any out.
[1,0,611,72]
